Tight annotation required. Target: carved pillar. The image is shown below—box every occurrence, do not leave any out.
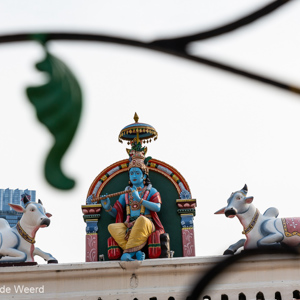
[82,205,101,262]
[176,199,196,257]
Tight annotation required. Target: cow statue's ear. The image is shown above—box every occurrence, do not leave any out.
[46,213,52,218]
[8,204,25,213]
[245,196,254,204]
[214,207,226,214]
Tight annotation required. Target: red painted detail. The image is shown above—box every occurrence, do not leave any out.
[86,235,98,262]
[30,244,35,261]
[148,231,161,259]
[82,207,102,215]
[107,237,121,260]
[31,225,39,238]
[182,229,195,257]
[283,217,300,236]
[178,203,183,208]
[150,192,161,204]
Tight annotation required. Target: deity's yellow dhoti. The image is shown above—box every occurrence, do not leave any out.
[108,215,154,253]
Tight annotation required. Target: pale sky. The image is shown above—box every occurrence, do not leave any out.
[0,0,300,263]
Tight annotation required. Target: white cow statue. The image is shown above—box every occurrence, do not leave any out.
[215,184,300,254]
[0,195,57,264]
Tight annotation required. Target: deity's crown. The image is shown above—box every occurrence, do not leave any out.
[128,140,150,175]
[119,113,155,175]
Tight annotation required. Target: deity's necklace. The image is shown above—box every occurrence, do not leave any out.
[125,185,151,223]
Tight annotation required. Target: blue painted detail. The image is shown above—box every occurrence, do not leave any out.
[0,253,27,263]
[121,252,135,261]
[123,123,152,130]
[86,195,93,205]
[180,214,194,228]
[36,203,45,215]
[180,190,191,199]
[129,167,145,187]
[86,220,98,234]
[274,219,284,242]
[136,251,145,261]
[260,220,269,236]
[12,230,21,249]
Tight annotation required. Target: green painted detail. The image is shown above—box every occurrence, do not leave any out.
[144,156,152,164]
[177,209,196,216]
[83,214,101,221]
[132,141,145,152]
[148,243,161,248]
[108,245,120,250]
[26,49,82,190]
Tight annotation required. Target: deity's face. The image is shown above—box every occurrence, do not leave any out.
[129,167,146,186]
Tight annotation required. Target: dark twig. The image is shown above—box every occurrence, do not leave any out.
[151,0,291,50]
[0,0,298,95]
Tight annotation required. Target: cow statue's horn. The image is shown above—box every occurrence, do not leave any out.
[22,194,30,206]
[38,199,43,205]
[242,184,248,193]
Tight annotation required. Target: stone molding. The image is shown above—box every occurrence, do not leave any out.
[0,255,300,299]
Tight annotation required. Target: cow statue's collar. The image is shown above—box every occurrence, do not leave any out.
[16,222,35,244]
[242,208,259,235]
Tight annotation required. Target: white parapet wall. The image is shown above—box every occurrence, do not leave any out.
[0,254,300,300]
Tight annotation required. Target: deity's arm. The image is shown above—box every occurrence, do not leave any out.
[107,207,117,218]
[101,194,125,218]
[141,188,161,212]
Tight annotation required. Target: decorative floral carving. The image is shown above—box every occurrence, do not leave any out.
[182,230,195,256]
[86,235,98,262]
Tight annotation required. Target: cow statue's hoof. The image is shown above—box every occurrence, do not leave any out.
[223,249,235,255]
[47,259,58,264]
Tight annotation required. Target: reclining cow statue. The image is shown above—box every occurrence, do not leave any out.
[215,184,300,254]
[0,195,57,264]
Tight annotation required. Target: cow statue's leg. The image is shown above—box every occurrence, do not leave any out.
[0,248,27,262]
[258,233,283,247]
[223,239,246,255]
[33,247,58,264]
[258,220,284,247]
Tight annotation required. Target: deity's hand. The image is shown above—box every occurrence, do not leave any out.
[130,188,141,202]
[100,195,111,210]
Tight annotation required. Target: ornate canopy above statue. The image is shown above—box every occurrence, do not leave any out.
[118,112,158,144]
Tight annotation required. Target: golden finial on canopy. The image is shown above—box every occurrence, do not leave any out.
[134,112,139,123]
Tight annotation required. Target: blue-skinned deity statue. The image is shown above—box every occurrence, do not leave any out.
[101,145,165,261]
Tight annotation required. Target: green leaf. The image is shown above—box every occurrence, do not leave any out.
[26,51,82,190]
